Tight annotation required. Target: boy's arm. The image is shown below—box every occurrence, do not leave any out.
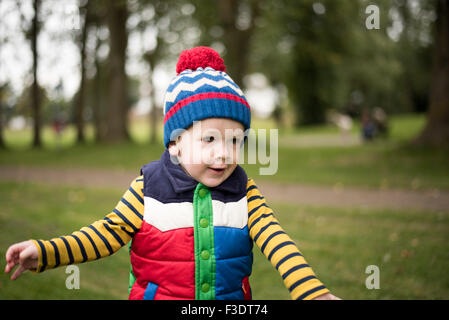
[247,178,330,300]
[32,176,144,273]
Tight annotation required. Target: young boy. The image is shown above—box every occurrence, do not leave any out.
[5,47,339,300]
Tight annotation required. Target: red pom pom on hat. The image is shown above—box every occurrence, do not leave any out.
[176,46,226,75]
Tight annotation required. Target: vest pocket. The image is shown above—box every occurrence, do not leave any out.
[143,281,159,300]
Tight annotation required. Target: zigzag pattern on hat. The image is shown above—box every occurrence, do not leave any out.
[164,73,244,108]
[168,67,226,85]
[167,71,237,94]
[164,78,244,104]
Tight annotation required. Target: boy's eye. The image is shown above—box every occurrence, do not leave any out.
[232,137,243,145]
[203,136,215,143]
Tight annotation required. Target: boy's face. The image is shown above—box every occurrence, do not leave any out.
[168,118,245,188]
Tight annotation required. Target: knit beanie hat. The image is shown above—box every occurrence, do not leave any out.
[163,46,251,148]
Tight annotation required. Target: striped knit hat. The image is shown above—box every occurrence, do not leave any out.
[163,46,251,148]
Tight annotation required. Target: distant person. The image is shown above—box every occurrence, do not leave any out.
[5,47,339,300]
[52,114,65,136]
[52,113,65,149]
[361,108,376,141]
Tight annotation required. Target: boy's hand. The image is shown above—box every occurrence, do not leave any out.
[4,240,38,280]
[312,292,341,300]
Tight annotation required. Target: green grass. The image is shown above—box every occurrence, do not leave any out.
[0,182,129,299]
[1,114,448,190]
[241,113,449,190]
[1,181,448,299]
[242,142,449,190]
[253,202,449,300]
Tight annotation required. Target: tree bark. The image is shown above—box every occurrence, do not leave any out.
[74,1,90,144]
[149,65,158,145]
[0,84,5,149]
[414,0,449,147]
[93,43,106,142]
[105,0,129,143]
[31,0,41,148]
[217,0,260,88]
[143,51,159,145]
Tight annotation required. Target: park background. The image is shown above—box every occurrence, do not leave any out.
[0,0,448,299]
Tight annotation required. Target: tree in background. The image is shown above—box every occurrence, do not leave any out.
[0,84,6,149]
[191,0,262,88]
[136,0,179,145]
[250,0,435,128]
[0,0,443,148]
[414,0,449,147]
[73,0,91,144]
[136,0,162,144]
[252,0,360,126]
[30,0,42,147]
[216,0,261,87]
[0,16,6,148]
[84,1,109,143]
[129,0,201,144]
[105,0,130,143]
[12,0,46,147]
[394,0,434,114]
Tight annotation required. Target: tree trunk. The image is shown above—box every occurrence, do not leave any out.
[144,52,158,145]
[31,0,41,148]
[93,46,106,142]
[149,69,158,145]
[105,0,129,143]
[74,1,90,144]
[413,0,449,147]
[0,84,5,149]
[218,0,260,88]
[89,3,107,143]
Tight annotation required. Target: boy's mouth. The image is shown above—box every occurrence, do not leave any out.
[208,166,226,175]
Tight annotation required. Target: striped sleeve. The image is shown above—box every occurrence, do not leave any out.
[32,176,145,273]
[247,178,330,300]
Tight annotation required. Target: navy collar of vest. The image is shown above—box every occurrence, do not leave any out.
[161,149,246,195]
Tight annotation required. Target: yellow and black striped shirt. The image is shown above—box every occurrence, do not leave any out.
[33,176,329,300]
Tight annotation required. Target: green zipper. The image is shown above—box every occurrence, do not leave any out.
[193,183,216,300]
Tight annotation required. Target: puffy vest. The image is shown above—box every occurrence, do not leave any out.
[128,150,253,300]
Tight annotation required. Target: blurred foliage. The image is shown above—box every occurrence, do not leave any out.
[0,0,439,141]
[249,0,434,125]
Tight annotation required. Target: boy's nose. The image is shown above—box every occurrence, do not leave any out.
[213,142,232,163]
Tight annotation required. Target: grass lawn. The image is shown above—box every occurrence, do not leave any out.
[1,114,448,190]
[1,181,448,299]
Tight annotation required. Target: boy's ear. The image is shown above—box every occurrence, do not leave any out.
[168,141,178,157]
[168,141,181,165]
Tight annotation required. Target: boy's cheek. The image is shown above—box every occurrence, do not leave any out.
[185,141,207,164]
[233,146,242,162]
[198,145,216,165]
